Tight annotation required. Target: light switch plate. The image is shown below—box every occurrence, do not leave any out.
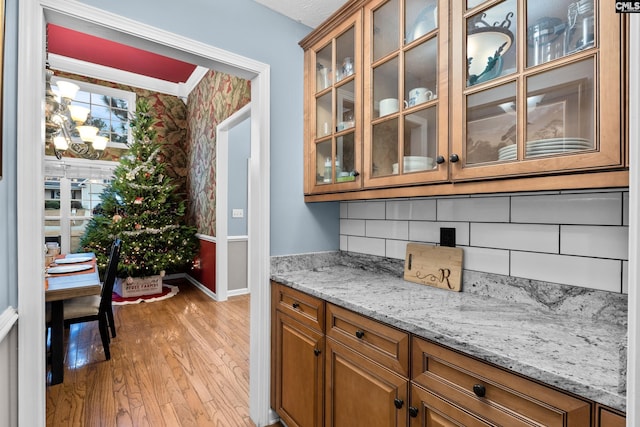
[232,209,244,218]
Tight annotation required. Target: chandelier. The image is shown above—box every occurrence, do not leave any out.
[45,67,109,160]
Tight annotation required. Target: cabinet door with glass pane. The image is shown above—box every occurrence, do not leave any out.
[305,14,363,194]
[362,0,449,188]
[450,0,624,182]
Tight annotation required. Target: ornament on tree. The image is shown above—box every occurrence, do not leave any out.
[135,223,142,230]
[112,214,122,223]
[134,197,144,204]
[126,171,135,181]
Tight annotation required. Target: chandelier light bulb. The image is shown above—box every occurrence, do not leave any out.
[92,135,109,151]
[68,105,90,124]
[55,80,80,101]
[53,135,69,151]
[77,125,99,142]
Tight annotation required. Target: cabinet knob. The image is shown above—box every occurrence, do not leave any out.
[355,330,365,339]
[352,170,360,177]
[449,154,460,163]
[436,155,445,164]
[314,348,321,356]
[408,406,419,418]
[292,302,300,309]
[473,383,486,397]
[393,398,404,409]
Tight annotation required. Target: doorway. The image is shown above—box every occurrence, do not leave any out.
[17,1,273,425]
[216,103,251,301]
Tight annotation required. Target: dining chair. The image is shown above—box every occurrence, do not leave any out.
[46,238,122,360]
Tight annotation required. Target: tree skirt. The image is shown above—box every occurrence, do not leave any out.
[112,284,179,305]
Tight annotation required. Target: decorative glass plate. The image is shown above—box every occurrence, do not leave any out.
[47,264,93,274]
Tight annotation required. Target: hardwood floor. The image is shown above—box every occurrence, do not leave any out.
[46,279,272,427]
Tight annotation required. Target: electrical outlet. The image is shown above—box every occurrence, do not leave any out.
[232,209,244,218]
[440,227,456,247]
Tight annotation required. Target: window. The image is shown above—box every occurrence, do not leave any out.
[44,158,117,253]
[52,78,136,148]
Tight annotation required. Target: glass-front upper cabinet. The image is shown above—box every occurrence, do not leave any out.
[305,14,362,194]
[362,0,449,188]
[450,0,624,181]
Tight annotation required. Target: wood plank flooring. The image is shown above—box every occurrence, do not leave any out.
[46,279,277,427]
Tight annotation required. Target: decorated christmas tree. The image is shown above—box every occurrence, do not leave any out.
[80,98,198,278]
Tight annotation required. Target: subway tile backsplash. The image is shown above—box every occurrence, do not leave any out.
[340,189,629,294]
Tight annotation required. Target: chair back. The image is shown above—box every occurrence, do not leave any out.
[100,238,122,311]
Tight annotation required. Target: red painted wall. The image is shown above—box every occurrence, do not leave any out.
[190,238,216,293]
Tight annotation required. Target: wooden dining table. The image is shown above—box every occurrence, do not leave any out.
[45,253,101,385]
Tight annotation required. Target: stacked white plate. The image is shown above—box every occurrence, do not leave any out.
[497,138,592,161]
[392,156,435,174]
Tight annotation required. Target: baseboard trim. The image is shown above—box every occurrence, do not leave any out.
[165,273,219,301]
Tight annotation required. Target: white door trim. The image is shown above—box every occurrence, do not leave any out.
[19,1,273,425]
[216,102,251,303]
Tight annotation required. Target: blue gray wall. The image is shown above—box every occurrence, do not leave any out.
[77,0,340,256]
[0,0,19,312]
[228,117,250,237]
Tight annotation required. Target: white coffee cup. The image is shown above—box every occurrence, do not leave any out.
[379,98,399,116]
[408,87,434,106]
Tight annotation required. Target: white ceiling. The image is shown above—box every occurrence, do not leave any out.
[254,0,349,28]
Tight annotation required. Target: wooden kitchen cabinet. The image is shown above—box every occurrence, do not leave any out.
[325,337,409,427]
[412,336,592,426]
[596,405,626,427]
[272,283,625,427]
[272,282,325,427]
[300,0,628,201]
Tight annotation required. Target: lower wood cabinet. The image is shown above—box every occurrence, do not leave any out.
[272,283,325,427]
[412,337,591,427]
[271,282,625,427]
[597,405,626,427]
[325,337,408,427]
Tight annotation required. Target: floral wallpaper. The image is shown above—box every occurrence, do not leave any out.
[47,70,190,194]
[186,70,251,236]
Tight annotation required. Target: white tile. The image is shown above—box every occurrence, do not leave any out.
[623,192,629,226]
[511,193,622,225]
[386,240,409,259]
[510,252,621,292]
[347,236,386,257]
[340,219,365,236]
[622,261,628,294]
[409,222,470,245]
[366,220,408,240]
[561,226,629,260]
[340,235,348,251]
[409,199,437,220]
[470,223,559,253]
[348,201,386,219]
[386,200,412,220]
[340,202,349,219]
[437,197,509,222]
[462,246,510,276]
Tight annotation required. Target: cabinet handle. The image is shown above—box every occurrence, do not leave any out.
[449,154,460,163]
[435,155,445,164]
[473,383,486,397]
[292,302,300,309]
[408,406,419,418]
[355,330,365,339]
[314,348,321,356]
[393,398,404,409]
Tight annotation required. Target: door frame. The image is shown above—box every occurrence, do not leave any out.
[17,1,273,425]
[216,102,251,302]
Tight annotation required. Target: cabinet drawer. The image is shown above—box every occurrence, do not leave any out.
[410,383,491,427]
[412,337,591,427]
[597,406,625,427]
[272,282,325,332]
[326,303,409,376]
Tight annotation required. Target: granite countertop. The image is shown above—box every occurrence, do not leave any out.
[271,252,628,412]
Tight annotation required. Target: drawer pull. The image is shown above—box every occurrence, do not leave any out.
[355,330,365,339]
[408,407,419,418]
[473,383,486,397]
[292,302,300,309]
[393,398,404,409]
[314,348,321,356]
